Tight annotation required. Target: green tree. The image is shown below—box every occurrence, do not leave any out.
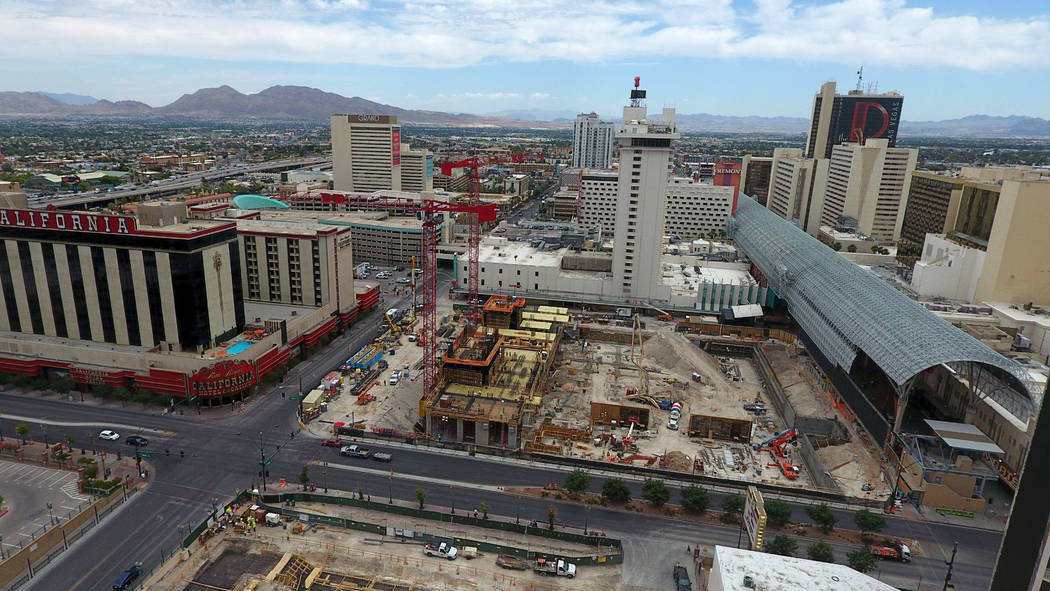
[65,435,75,448]
[15,423,29,443]
[641,479,671,507]
[832,242,843,251]
[847,244,858,253]
[680,485,709,514]
[564,469,590,494]
[415,487,426,510]
[846,548,877,573]
[853,509,887,536]
[765,535,798,556]
[806,503,838,533]
[764,499,793,528]
[602,479,631,503]
[721,493,745,524]
[547,505,556,530]
[479,502,488,519]
[807,541,835,563]
[298,466,310,490]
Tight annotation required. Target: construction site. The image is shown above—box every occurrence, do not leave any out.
[141,491,622,591]
[519,314,887,499]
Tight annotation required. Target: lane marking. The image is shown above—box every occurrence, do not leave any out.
[0,413,167,434]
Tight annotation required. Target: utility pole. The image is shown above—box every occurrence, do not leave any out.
[259,431,267,492]
[943,540,958,591]
[323,461,328,493]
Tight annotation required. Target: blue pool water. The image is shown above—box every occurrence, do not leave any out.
[226,341,254,355]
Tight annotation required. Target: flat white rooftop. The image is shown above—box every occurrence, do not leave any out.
[712,546,896,591]
[478,240,565,267]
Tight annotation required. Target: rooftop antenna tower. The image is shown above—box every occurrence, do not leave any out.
[630,76,646,107]
[855,66,863,92]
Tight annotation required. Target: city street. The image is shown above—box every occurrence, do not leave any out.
[0,277,999,591]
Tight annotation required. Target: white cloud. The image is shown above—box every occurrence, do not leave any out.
[530,92,551,99]
[3,0,1048,71]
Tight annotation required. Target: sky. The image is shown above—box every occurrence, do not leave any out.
[3,0,1050,120]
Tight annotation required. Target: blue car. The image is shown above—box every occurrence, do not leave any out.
[113,565,140,590]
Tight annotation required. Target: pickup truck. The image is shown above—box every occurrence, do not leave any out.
[423,542,458,560]
[533,558,576,578]
[339,444,370,458]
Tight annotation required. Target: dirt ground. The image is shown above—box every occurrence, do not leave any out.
[144,515,625,591]
[760,341,887,500]
[538,329,892,496]
[314,303,461,436]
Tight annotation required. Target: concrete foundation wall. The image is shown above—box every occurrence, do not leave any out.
[751,343,839,491]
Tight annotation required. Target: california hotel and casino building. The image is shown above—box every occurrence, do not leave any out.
[0,194,378,405]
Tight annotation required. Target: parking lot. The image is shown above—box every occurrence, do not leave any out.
[0,461,91,557]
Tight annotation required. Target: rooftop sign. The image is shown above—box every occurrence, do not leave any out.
[0,209,138,234]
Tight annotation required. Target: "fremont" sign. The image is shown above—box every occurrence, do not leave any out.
[0,209,138,234]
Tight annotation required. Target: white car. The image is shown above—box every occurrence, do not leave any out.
[376,271,392,279]
[98,430,120,441]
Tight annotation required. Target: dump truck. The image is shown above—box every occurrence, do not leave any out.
[871,540,911,563]
[533,558,576,578]
[424,542,458,560]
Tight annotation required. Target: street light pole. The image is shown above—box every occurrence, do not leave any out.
[943,540,958,591]
[47,503,54,525]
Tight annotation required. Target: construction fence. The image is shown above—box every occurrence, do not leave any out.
[256,492,622,566]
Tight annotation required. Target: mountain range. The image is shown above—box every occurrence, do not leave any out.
[2,85,1050,137]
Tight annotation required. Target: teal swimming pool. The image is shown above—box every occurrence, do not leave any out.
[226,341,254,355]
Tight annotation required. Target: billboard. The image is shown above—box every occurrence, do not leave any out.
[713,158,742,212]
[832,96,903,148]
[392,129,401,166]
[743,486,767,551]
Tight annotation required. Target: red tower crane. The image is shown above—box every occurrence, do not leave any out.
[436,152,545,327]
[307,191,499,410]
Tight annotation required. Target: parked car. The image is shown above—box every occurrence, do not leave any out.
[376,271,392,279]
[396,277,412,284]
[424,542,458,560]
[673,563,691,591]
[321,437,344,447]
[98,430,120,441]
[112,565,140,590]
[125,435,149,447]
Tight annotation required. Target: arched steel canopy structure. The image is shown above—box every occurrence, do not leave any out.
[728,195,1035,404]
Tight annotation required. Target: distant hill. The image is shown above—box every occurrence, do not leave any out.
[899,115,1050,137]
[36,91,98,106]
[486,108,580,122]
[3,86,1050,136]
[673,113,809,134]
[0,85,560,128]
